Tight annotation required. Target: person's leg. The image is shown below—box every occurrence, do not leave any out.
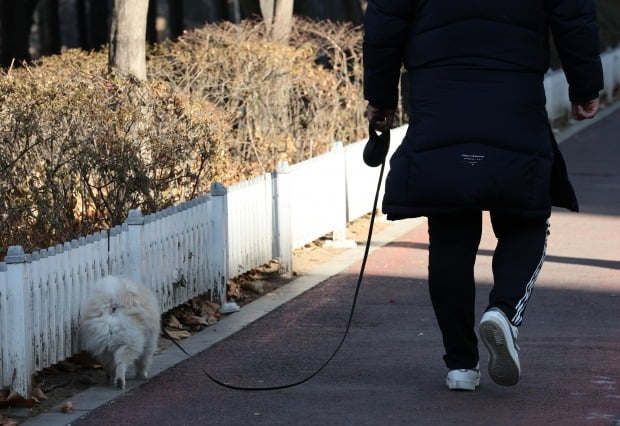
[427,210,482,370]
[487,212,550,326]
[479,211,549,386]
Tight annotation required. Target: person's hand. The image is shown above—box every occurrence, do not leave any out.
[366,104,395,132]
[572,98,600,120]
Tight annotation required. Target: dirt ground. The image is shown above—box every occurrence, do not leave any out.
[0,213,387,425]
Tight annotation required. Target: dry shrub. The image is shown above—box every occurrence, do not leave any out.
[148,18,370,176]
[289,18,364,101]
[0,49,234,254]
[1,19,379,257]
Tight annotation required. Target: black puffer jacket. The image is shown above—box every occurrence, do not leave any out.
[363,0,603,219]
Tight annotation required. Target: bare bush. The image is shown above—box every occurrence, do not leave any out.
[1,19,375,257]
[0,49,234,255]
[148,18,370,176]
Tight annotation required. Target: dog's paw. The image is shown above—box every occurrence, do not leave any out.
[115,376,126,390]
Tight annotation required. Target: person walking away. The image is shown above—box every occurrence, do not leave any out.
[363,0,603,390]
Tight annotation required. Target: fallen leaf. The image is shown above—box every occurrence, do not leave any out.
[248,272,264,280]
[180,314,208,327]
[200,300,220,316]
[190,298,204,311]
[227,280,242,298]
[6,391,37,408]
[242,280,265,295]
[60,400,74,413]
[32,387,48,401]
[0,415,18,425]
[164,329,192,340]
[166,315,184,329]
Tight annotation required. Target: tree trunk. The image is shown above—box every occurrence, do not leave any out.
[239,0,260,19]
[57,0,80,49]
[259,0,293,42]
[226,0,241,23]
[200,0,240,24]
[167,0,183,40]
[294,0,363,24]
[203,0,225,23]
[146,0,158,43]
[272,0,293,42]
[0,0,40,67]
[259,0,274,31]
[89,0,109,50]
[38,0,61,56]
[76,0,88,48]
[109,0,148,80]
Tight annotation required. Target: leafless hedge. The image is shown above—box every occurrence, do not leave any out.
[148,18,374,175]
[0,50,234,254]
[0,19,375,257]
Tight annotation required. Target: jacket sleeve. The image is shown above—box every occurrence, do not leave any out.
[363,0,415,109]
[546,0,603,102]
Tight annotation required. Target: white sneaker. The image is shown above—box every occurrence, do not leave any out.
[446,364,480,391]
[479,308,521,386]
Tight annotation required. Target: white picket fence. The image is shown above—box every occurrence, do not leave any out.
[0,125,406,398]
[2,46,620,397]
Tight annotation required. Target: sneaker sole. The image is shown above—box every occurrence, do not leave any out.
[479,320,520,386]
[446,378,479,391]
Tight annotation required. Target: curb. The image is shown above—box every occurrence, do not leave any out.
[21,216,424,426]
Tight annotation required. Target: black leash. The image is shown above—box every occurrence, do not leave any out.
[164,125,390,391]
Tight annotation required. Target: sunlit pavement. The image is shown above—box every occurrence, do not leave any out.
[27,105,619,426]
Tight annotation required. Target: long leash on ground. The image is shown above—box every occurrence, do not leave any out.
[163,124,390,391]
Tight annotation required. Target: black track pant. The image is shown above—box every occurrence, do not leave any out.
[427,210,549,370]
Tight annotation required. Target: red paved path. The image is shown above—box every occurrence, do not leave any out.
[70,108,620,426]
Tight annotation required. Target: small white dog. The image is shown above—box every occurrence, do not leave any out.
[79,275,161,389]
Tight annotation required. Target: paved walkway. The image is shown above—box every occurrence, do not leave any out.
[24,104,620,426]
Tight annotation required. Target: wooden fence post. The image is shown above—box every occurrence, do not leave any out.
[208,182,229,305]
[4,246,33,397]
[273,161,293,277]
[125,209,145,284]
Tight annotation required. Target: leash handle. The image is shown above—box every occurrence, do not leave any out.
[164,133,389,391]
[363,121,391,167]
